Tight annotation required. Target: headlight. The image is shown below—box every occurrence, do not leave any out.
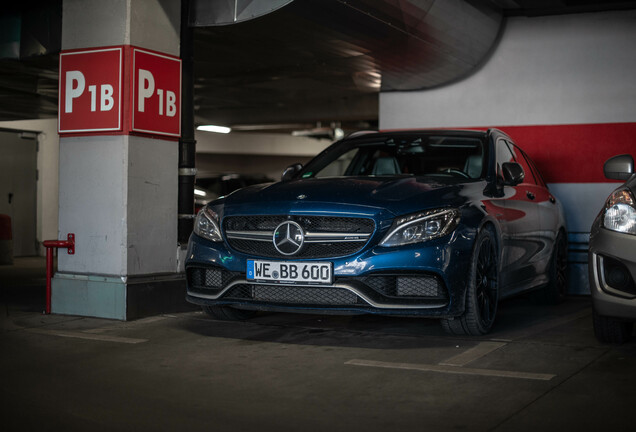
[380,208,460,247]
[194,207,223,242]
[603,188,636,235]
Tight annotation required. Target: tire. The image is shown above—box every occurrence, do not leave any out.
[202,305,256,321]
[533,231,567,304]
[593,309,633,344]
[442,227,499,336]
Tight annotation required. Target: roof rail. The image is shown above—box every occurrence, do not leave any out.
[346,130,378,139]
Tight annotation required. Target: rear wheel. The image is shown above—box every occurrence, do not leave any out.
[442,227,499,335]
[593,309,633,344]
[202,305,256,321]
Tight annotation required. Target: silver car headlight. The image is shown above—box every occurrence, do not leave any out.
[603,188,636,235]
[194,207,223,242]
[380,208,460,247]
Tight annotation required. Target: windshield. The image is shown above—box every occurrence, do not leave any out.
[300,134,486,180]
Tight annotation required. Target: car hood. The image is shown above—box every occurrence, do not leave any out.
[216,176,479,219]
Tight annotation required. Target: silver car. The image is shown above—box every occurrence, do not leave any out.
[589,154,636,344]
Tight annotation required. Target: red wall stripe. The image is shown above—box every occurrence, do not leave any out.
[495,123,636,184]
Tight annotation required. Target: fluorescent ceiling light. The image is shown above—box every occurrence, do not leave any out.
[194,188,207,197]
[197,125,231,134]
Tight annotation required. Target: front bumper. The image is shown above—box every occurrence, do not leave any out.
[185,226,475,318]
[589,225,636,320]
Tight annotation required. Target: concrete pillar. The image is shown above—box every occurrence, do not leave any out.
[52,0,187,320]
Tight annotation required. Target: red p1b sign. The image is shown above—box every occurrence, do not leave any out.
[58,46,181,138]
[59,47,123,133]
[132,48,181,137]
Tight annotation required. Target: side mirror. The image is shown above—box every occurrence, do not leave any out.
[281,163,303,182]
[502,162,524,186]
[604,154,634,181]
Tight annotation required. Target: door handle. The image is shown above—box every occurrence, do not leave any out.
[8,193,12,204]
[526,191,535,200]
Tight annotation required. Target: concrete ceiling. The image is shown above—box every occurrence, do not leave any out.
[1,0,636,137]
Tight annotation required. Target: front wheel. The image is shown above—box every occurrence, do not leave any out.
[442,227,499,335]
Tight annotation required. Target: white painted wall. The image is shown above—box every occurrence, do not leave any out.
[0,119,59,253]
[380,10,636,128]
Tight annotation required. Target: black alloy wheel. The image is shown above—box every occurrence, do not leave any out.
[442,227,499,335]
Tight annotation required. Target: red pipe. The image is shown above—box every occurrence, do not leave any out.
[42,233,75,314]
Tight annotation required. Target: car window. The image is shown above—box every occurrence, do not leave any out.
[508,142,537,185]
[304,135,485,180]
[495,138,515,166]
[314,148,358,178]
[521,149,547,188]
[495,138,515,182]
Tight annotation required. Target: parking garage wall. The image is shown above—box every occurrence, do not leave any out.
[0,118,59,255]
[379,10,636,294]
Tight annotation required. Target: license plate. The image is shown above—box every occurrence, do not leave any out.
[247,260,332,285]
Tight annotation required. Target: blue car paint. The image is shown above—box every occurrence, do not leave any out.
[221,176,471,217]
[186,179,486,317]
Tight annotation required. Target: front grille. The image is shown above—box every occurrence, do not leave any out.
[359,274,446,299]
[228,239,364,259]
[187,267,240,294]
[397,277,440,296]
[223,284,361,305]
[254,285,358,304]
[188,265,448,309]
[225,216,374,233]
[223,215,375,259]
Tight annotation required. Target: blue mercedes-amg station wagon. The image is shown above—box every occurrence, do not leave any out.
[186,129,567,335]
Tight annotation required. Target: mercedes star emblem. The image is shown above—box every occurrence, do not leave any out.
[273,221,305,255]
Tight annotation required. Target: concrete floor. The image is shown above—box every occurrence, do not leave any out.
[1,257,635,432]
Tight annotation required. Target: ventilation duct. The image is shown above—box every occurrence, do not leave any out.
[190,0,294,26]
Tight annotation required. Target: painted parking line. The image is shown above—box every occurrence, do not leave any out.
[345,359,555,381]
[27,328,147,344]
[439,341,507,367]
